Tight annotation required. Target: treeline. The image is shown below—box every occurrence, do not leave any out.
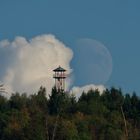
[0,87,140,140]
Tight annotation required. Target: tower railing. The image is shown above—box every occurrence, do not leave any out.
[53,73,67,78]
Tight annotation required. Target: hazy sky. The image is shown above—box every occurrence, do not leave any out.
[0,0,140,95]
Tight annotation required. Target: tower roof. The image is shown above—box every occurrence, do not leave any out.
[53,66,66,72]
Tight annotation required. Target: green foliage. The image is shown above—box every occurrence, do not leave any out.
[0,87,140,140]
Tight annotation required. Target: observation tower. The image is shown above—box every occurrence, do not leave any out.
[53,66,67,92]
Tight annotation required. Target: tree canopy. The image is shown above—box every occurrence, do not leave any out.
[0,87,140,140]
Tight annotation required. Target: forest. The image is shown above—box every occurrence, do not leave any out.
[0,86,140,140]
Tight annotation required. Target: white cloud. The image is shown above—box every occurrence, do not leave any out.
[0,34,73,96]
[70,84,105,99]
[0,34,107,99]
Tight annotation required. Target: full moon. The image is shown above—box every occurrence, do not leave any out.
[72,38,113,86]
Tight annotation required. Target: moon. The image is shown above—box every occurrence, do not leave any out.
[72,38,113,86]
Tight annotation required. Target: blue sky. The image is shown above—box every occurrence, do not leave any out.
[0,0,140,95]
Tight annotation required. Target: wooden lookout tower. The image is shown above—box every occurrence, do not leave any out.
[53,66,67,92]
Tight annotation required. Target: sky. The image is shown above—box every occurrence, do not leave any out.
[0,0,140,95]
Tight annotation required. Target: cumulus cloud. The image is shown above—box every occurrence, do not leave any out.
[71,84,105,99]
[0,34,108,99]
[0,34,73,96]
